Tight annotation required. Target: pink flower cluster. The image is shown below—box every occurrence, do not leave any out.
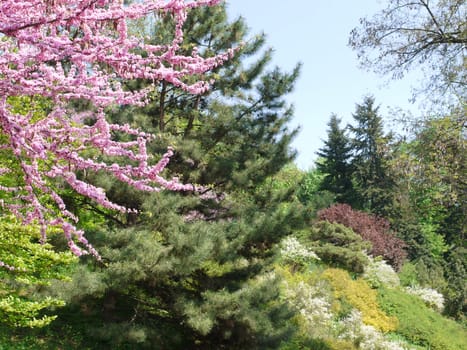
[0,0,234,260]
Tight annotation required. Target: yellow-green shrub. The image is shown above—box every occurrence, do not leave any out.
[326,339,358,350]
[0,217,77,328]
[321,268,397,332]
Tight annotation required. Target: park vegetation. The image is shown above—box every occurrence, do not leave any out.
[0,0,465,349]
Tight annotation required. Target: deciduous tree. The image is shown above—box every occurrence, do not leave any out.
[0,217,76,328]
[0,0,233,257]
[349,0,467,101]
[390,114,466,317]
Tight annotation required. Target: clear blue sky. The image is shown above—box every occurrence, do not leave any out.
[226,1,422,169]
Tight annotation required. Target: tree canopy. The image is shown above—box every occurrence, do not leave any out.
[349,0,467,101]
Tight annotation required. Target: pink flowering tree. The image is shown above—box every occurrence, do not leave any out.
[0,0,234,258]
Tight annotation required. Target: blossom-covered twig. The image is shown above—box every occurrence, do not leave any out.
[0,0,235,259]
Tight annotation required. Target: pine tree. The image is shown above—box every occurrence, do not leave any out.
[109,3,300,192]
[316,114,355,205]
[348,96,395,215]
[51,3,305,349]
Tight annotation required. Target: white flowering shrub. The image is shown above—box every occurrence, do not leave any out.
[363,256,400,288]
[284,280,333,337]
[338,310,411,350]
[280,236,320,266]
[405,286,444,312]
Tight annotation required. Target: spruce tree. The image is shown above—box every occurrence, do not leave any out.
[316,114,355,205]
[51,3,305,349]
[348,96,394,215]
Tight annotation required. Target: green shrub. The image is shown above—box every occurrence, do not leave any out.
[412,258,447,290]
[378,287,467,350]
[280,336,333,350]
[279,335,356,350]
[307,221,371,273]
[0,217,77,328]
[398,262,418,287]
[0,324,88,350]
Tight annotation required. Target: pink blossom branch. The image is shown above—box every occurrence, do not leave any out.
[0,0,234,261]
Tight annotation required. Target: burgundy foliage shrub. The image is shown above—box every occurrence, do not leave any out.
[318,204,407,270]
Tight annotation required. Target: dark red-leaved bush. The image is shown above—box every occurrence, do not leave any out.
[318,204,407,270]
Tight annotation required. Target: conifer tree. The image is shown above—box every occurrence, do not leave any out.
[112,3,300,192]
[316,114,355,205]
[52,3,305,349]
[348,96,395,215]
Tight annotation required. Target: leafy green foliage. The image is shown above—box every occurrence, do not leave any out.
[0,322,89,350]
[280,336,357,350]
[0,96,52,206]
[443,247,467,318]
[388,114,466,318]
[397,262,419,287]
[0,217,77,328]
[378,287,467,350]
[296,168,335,216]
[258,164,304,193]
[394,116,465,244]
